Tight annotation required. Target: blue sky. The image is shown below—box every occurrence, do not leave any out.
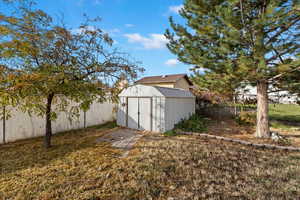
[32,0,190,77]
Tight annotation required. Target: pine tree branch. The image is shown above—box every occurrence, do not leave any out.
[265,17,300,45]
[268,65,300,82]
[266,48,292,63]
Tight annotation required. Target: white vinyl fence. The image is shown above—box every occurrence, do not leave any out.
[0,101,116,144]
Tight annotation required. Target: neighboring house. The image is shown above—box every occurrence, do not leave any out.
[237,84,299,104]
[135,73,193,91]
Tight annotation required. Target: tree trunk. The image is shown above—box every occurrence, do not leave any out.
[44,93,54,148]
[255,81,270,138]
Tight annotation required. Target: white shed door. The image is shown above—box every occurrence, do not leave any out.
[139,98,151,131]
[127,98,139,130]
[127,97,152,131]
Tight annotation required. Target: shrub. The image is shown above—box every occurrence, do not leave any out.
[277,137,292,146]
[235,112,256,125]
[163,130,178,137]
[174,114,207,133]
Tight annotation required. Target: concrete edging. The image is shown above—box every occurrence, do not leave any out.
[181,132,300,152]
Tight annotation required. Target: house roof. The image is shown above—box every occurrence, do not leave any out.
[135,74,193,86]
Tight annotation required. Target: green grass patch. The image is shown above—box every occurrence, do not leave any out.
[270,121,299,131]
[269,104,300,123]
[233,104,300,123]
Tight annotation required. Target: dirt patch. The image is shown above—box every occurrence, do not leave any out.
[97,128,144,157]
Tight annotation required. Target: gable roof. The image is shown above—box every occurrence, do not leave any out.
[119,84,195,98]
[135,74,193,86]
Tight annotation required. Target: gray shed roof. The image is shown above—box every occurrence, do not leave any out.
[119,84,195,98]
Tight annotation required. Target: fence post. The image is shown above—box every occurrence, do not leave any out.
[84,110,86,128]
[3,106,5,144]
[234,95,237,116]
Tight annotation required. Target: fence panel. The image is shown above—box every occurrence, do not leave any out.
[199,105,256,119]
[0,101,116,144]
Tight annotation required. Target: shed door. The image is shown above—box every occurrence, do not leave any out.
[139,98,151,131]
[127,97,152,131]
[127,98,139,130]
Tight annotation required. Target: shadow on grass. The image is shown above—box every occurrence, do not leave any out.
[0,121,118,175]
[270,117,300,126]
[285,135,300,138]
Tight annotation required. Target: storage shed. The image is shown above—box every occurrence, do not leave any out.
[117,84,195,132]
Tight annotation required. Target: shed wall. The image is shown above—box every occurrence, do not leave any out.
[152,97,165,132]
[165,97,195,131]
[116,96,166,132]
[117,97,127,127]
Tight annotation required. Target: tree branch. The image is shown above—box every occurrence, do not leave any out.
[268,65,300,82]
[265,16,300,45]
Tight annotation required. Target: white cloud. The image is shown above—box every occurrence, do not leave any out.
[169,5,183,14]
[109,28,120,33]
[71,25,96,34]
[125,24,135,28]
[103,28,120,36]
[124,33,168,49]
[165,59,179,66]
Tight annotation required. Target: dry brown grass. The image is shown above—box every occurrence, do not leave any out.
[206,118,300,147]
[0,122,121,200]
[105,135,300,199]
[1,122,300,199]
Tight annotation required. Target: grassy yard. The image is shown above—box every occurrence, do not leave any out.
[1,122,300,199]
[269,104,300,123]
[235,103,300,129]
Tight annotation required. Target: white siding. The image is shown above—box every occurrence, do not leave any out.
[139,98,152,131]
[237,84,299,104]
[165,97,195,131]
[152,97,165,132]
[117,97,127,127]
[127,98,139,129]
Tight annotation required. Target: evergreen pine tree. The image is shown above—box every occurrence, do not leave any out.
[166,0,300,137]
